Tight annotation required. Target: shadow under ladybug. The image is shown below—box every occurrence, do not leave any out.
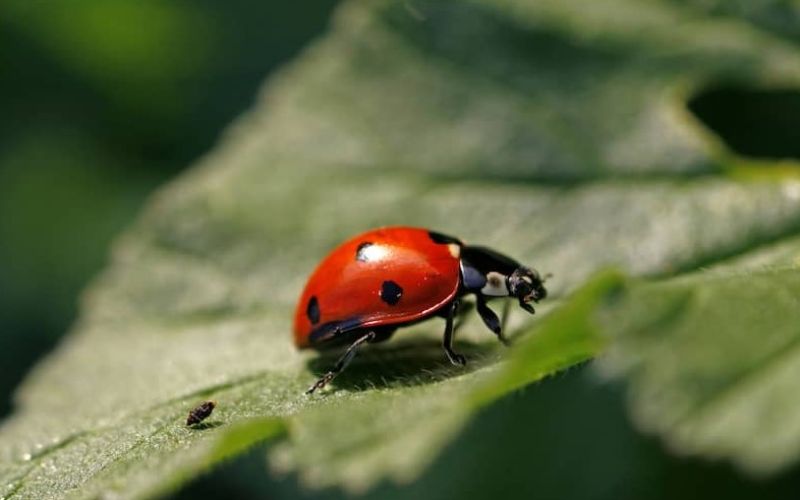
[303,329,499,391]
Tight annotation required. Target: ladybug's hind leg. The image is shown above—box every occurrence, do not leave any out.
[306,330,376,394]
[442,300,467,366]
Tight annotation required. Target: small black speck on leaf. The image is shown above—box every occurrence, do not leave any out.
[186,400,216,426]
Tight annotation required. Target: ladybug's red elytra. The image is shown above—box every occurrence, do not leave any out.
[294,226,548,393]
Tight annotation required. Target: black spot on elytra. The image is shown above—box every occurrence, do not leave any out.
[356,241,374,262]
[428,230,461,245]
[380,280,403,306]
[307,296,320,325]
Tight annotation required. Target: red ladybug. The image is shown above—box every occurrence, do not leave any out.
[294,226,548,393]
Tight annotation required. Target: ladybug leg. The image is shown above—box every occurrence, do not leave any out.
[452,300,475,334]
[306,331,377,394]
[476,295,510,346]
[499,298,511,340]
[519,296,536,314]
[443,300,467,366]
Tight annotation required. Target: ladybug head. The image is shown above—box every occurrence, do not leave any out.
[507,266,548,314]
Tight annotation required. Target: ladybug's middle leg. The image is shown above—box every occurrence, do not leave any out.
[442,300,467,366]
[306,330,376,394]
[452,300,474,334]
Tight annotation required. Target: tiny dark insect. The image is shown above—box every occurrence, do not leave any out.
[186,400,216,426]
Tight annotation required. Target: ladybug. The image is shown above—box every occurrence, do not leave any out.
[294,226,548,393]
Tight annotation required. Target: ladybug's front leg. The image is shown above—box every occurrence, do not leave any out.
[442,300,467,366]
[476,295,510,346]
[306,330,377,394]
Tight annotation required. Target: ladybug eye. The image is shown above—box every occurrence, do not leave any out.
[508,267,537,300]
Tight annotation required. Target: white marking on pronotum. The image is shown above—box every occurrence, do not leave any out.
[448,243,460,258]
[482,271,508,296]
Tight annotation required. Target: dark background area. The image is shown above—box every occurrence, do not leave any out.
[3,1,800,499]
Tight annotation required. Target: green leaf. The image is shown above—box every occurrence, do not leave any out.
[4,0,800,497]
[597,259,800,476]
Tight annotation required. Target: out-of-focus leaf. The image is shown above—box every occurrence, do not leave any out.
[0,0,213,114]
[3,0,800,498]
[598,260,800,476]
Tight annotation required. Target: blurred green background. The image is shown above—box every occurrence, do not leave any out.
[0,0,337,417]
[4,1,800,499]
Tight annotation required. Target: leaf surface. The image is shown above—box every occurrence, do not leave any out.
[4,0,800,497]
